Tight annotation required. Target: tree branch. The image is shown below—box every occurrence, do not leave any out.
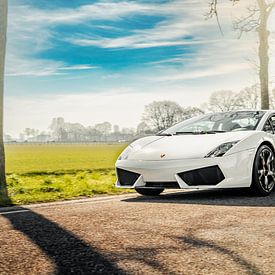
[233,3,260,38]
[206,0,224,36]
[206,0,241,36]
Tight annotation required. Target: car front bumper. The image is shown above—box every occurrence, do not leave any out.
[115,148,256,189]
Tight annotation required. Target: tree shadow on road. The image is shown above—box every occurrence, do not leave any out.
[111,246,177,275]
[107,234,264,275]
[1,208,125,274]
[123,188,275,207]
[176,235,262,275]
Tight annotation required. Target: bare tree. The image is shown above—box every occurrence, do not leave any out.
[206,90,240,112]
[113,125,120,133]
[182,107,204,119]
[143,101,185,131]
[94,122,112,142]
[236,84,261,109]
[66,123,86,142]
[0,0,8,203]
[143,101,204,131]
[49,117,68,142]
[208,0,275,109]
[22,128,39,140]
[87,126,101,142]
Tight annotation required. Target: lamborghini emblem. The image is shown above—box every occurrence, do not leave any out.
[160,153,166,159]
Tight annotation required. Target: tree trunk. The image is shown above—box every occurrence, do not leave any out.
[0,0,8,195]
[257,0,270,109]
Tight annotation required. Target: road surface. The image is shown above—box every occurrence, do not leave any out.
[0,189,274,275]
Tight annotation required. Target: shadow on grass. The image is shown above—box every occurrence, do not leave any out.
[123,188,275,207]
[2,208,125,274]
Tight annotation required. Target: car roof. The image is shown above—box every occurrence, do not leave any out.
[213,110,275,114]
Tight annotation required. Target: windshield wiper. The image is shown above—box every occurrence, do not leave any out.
[175,131,196,135]
[175,130,226,135]
[156,133,173,136]
[207,130,226,133]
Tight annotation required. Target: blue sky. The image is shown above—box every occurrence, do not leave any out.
[5,0,274,136]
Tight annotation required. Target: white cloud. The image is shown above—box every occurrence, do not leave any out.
[147,34,259,82]
[67,1,214,49]
[70,37,205,49]
[64,0,261,87]
[5,54,97,76]
[20,2,158,24]
[7,0,261,76]
[57,65,98,71]
[7,1,160,76]
[150,63,252,82]
[5,0,275,136]
[6,53,62,76]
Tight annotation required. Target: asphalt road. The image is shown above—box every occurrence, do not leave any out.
[0,189,274,275]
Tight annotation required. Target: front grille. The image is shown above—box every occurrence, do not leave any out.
[145,182,180,188]
[116,168,140,186]
[178,165,225,186]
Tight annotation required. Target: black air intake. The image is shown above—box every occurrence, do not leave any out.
[116,168,140,186]
[145,182,180,188]
[178,165,225,186]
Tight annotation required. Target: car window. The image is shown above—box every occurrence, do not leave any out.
[160,111,265,135]
[270,116,275,130]
[263,118,274,134]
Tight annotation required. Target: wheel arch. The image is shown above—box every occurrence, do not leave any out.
[249,138,275,188]
[251,139,275,195]
[252,139,275,167]
[258,140,275,154]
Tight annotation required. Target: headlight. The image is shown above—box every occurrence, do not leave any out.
[118,143,143,160]
[118,145,133,160]
[205,141,239,158]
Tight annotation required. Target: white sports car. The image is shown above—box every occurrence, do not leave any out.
[115,110,275,196]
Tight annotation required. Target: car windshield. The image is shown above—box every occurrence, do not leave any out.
[159,111,265,135]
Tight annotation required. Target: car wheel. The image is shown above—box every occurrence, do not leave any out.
[252,145,275,196]
[135,188,164,196]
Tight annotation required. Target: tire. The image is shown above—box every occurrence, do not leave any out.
[135,188,164,196]
[251,144,275,196]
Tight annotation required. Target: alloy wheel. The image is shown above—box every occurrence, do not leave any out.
[257,147,275,192]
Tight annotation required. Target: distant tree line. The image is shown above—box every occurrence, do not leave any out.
[48,117,140,143]
[9,105,203,143]
[4,84,275,143]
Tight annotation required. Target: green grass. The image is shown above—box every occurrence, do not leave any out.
[5,143,127,174]
[2,144,133,205]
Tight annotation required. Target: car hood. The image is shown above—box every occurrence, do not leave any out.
[127,131,257,160]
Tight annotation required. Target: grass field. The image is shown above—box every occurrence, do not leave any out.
[5,143,127,174]
[2,143,132,205]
